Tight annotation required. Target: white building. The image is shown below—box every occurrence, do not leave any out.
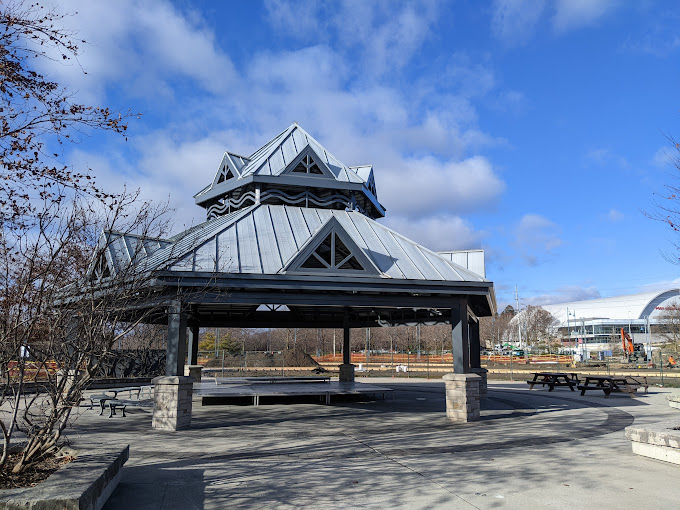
[541,289,680,353]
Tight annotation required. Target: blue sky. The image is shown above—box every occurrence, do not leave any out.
[43,0,680,309]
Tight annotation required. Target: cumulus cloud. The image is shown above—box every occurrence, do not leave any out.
[553,0,618,34]
[264,0,440,76]
[381,215,486,252]
[69,132,237,229]
[54,0,510,247]
[525,285,601,306]
[491,0,545,46]
[40,0,236,104]
[379,155,505,219]
[514,214,563,265]
[492,0,619,46]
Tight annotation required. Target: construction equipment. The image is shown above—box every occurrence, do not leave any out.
[620,328,647,363]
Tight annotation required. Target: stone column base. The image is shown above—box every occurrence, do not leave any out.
[443,373,481,423]
[184,365,202,382]
[339,363,355,382]
[470,368,488,400]
[152,376,194,431]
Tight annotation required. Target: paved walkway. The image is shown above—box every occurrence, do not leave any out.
[67,378,680,509]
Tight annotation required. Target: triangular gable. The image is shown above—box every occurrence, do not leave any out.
[281,144,335,179]
[284,216,380,276]
[211,153,237,187]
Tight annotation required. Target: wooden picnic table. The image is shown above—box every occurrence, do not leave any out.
[577,375,648,398]
[526,372,579,391]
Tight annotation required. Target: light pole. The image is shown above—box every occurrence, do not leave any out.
[646,315,651,362]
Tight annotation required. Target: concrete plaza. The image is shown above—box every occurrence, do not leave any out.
[67,378,680,509]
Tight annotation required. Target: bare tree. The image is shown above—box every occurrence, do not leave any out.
[0,1,149,474]
[657,300,680,353]
[523,306,559,351]
[0,189,175,473]
[0,1,136,231]
[480,312,513,350]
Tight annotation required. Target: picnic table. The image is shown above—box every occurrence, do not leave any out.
[89,385,154,417]
[526,372,579,391]
[577,375,648,398]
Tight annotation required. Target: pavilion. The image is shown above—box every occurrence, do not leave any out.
[96,123,497,427]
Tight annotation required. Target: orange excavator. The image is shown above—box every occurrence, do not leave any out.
[621,328,647,363]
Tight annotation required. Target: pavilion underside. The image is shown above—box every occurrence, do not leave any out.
[122,270,493,378]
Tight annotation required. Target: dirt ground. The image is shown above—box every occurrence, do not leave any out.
[0,452,72,490]
[203,349,319,369]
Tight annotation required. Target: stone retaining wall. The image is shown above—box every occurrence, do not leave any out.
[0,445,128,509]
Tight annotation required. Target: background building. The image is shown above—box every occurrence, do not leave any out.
[541,289,680,354]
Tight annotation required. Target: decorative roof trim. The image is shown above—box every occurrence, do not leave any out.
[283,216,381,277]
[281,144,335,179]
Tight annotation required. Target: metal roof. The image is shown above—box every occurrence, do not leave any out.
[102,204,488,284]
[195,124,373,199]
[541,289,680,324]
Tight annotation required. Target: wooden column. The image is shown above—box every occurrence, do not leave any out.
[451,300,470,374]
[166,300,187,376]
[469,318,481,369]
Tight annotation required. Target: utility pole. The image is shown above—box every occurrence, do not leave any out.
[417,324,421,358]
[515,285,522,349]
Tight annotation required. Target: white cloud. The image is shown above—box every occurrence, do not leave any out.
[50,1,509,249]
[607,209,624,222]
[585,148,629,168]
[525,285,601,306]
[514,214,563,265]
[69,132,238,229]
[382,215,486,252]
[491,0,545,46]
[380,155,505,219]
[553,0,618,34]
[490,90,528,115]
[264,0,439,77]
[653,146,675,168]
[639,278,680,294]
[41,0,236,104]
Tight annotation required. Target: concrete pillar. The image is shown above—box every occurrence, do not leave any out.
[166,301,187,376]
[443,373,481,422]
[184,365,202,382]
[451,301,469,374]
[469,319,481,369]
[187,323,199,366]
[152,376,193,431]
[339,364,355,382]
[470,367,488,400]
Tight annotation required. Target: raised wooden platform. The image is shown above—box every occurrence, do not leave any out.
[193,379,392,405]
